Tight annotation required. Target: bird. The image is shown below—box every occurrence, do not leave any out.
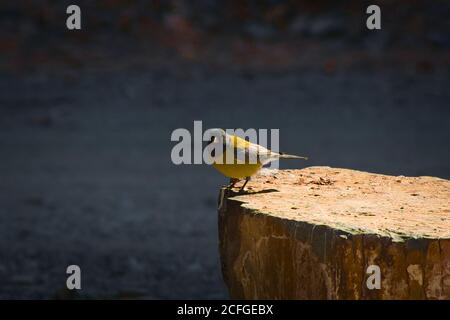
[206,129,307,191]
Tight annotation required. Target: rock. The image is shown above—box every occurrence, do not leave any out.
[218,167,450,299]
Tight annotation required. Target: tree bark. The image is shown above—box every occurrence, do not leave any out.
[218,167,450,299]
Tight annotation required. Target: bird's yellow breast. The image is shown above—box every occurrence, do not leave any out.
[210,134,264,178]
[211,150,262,178]
[212,162,262,179]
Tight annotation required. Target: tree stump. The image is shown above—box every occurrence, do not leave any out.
[218,167,450,299]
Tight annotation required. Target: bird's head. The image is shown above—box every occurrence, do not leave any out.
[206,128,227,145]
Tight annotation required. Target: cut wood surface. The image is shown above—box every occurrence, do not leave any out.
[218,167,450,299]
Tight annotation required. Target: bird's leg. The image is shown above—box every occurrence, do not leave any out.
[239,177,251,192]
[228,178,239,189]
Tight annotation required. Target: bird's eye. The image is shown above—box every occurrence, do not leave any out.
[209,137,215,144]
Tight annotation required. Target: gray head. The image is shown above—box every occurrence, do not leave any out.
[206,128,226,145]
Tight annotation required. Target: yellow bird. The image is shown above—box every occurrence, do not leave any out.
[207,129,308,191]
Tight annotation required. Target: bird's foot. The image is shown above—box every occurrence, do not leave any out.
[227,178,240,189]
[238,177,251,193]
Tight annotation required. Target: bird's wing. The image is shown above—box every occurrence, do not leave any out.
[228,135,276,164]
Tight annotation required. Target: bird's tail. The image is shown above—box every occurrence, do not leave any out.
[278,152,308,160]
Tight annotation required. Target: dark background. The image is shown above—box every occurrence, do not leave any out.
[0,0,449,299]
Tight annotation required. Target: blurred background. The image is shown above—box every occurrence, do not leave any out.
[0,0,449,299]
